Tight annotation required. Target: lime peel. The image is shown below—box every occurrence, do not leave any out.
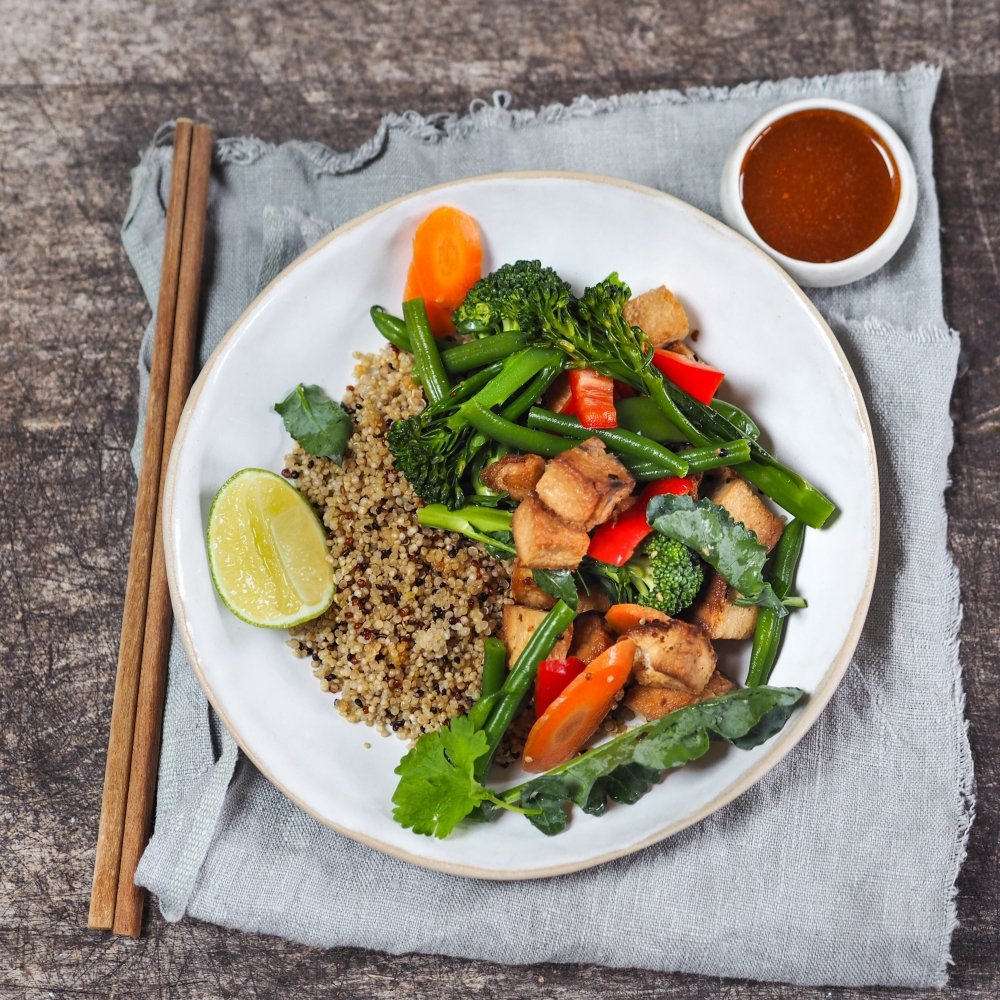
[207,468,335,629]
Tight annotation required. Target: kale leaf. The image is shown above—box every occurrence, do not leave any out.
[477,686,805,835]
[275,383,352,465]
[646,493,769,597]
[531,569,579,610]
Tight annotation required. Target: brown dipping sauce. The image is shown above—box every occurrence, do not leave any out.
[739,108,901,263]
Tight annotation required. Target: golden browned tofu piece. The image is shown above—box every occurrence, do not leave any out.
[623,685,696,720]
[511,560,556,610]
[577,586,611,614]
[706,475,784,552]
[569,612,616,664]
[623,286,690,347]
[480,453,546,502]
[628,620,716,693]
[543,372,574,413]
[535,438,634,530]
[502,604,573,666]
[625,668,736,720]
[691,571,760,640]
[701,669,737,699]
[512,495,590,570]
[667,340,698,359]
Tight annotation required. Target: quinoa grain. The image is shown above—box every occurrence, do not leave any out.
[286,347,510,741]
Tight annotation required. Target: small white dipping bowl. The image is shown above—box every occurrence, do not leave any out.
[720,97,918,287]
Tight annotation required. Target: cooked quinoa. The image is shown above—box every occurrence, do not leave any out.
[286,346,510,741]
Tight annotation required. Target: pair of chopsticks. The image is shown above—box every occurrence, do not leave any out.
[88,119,213,937]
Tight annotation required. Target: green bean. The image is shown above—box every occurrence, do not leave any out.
[464,403,575,458]
[678,439,752,472]
[370,305,411,350]
[474,600,577,779]
[525,407,688,477]
[403,298,450,404]
[442,332,532,374]
[423,362,504,417]
[450,348,564,429]
[501,367,563,423]
[614,396,689,443]
[711,398,761,440]
[467,638,508,729]
[747,519,807,687]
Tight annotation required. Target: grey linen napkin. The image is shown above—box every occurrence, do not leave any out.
[122,66,971,988]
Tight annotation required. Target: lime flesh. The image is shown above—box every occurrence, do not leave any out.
[207,468,335,628]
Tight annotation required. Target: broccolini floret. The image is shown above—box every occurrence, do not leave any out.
[587,533,704,617]
[452,260,572,336]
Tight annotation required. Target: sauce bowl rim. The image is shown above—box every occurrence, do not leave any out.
[719,97,918,287]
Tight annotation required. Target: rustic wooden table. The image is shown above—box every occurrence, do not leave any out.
[2,1,997,997]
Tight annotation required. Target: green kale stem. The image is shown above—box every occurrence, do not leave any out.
[614,396,689,443]
[747,518,807,686]
[403,298,450,404]
[464,403,576,458]
[525,407,689,477]
[467,638,508,729]
[474,600,577,780]
[449,347,564,430]
[370,308,530,373]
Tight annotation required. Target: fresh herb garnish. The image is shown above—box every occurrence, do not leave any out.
[391,715,535,838]
[646,493,769,597]
[531,569,579,609]
[275,383,352,465]
[477,686,805,834]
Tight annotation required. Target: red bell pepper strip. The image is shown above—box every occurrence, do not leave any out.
[568,368,617,429]
[535,656,587,718]
[612,379,637,399]
[545,372,578,417]
[587,476,696,566]
[651,350,725,405]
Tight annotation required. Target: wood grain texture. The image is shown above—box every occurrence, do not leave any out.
[1,1,996,997]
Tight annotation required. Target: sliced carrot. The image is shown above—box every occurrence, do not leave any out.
[605,603,671,634]
[522,639,636,773]
[404,206,483,336]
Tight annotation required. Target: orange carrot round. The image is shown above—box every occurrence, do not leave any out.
[404,206,483,336]
[605,603,672,634]
[522,639,636,773]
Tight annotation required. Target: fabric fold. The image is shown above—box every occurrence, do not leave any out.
[125,66,970,987]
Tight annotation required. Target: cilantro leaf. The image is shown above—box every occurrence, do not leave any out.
[476,686,805,835]
[646,493,769,597]
[391,715,492,838]
[275,383,352,465]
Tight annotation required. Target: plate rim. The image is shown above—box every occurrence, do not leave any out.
[163,170,880,880]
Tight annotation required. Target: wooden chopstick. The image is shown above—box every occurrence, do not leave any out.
[88,119,194,931]
[111,122,214,937]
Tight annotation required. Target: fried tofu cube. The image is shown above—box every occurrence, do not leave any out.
[543,372,574,414]
[569,612,616,664]
[628,619,716,693]
[480,453,545,502]
[511,495,591,570]
[701,669,737,699]
[625,668,736,720]
[623,685,697,720]
[691,571,759,640]
[623,286,690,347]
[577,586,611,614]
[535,438,634,530]
[706,475,784,552]
[511,560,556,610]
[502,604,573,667]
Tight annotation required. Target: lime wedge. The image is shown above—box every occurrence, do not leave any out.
[207,468,335,628]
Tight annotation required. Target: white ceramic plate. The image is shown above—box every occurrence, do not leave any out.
[164,173,878,879]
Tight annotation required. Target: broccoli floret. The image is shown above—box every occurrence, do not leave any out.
[587,533,704,617]
[386,415,474,508]
[452,260,571,336]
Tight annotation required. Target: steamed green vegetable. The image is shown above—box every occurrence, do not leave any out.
[478,686,806,834]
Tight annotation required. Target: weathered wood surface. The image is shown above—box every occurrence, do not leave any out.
[1,1,996,996]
